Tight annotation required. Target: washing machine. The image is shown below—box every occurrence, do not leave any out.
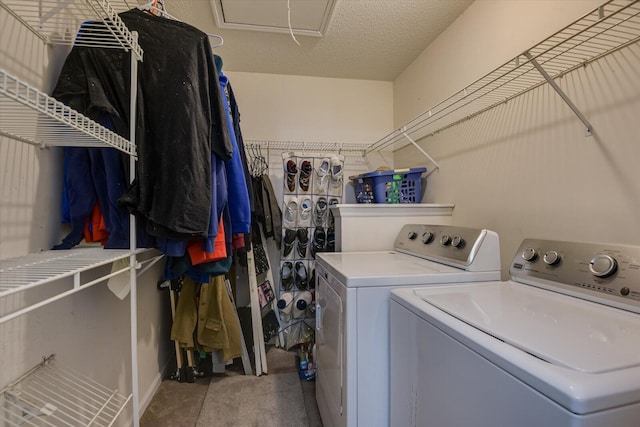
[390,238,640,427]
[314,224,501,427]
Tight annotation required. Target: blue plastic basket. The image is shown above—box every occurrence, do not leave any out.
[350,167,426,204]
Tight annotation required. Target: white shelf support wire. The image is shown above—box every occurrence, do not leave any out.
[523,50,594,136]
[365,0,640,153]
[400,130,440,178]
[0,0,143,60]
[135,254,164,278]
[1,355,131,427]
[0,69,137,156]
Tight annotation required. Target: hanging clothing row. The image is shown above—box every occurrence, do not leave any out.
[48,4,262,369]
[51,7,254,284]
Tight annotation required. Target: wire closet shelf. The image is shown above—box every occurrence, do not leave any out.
[365,0,640,154]
[245,139,370,153]
[0,0,143,56]
[0,0,143,156]
[0,247,154,326]
[0,70,137,155]
[0,355,131,427]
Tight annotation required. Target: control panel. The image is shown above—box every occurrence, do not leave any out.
[394,224,493,267]
[510,238,640,312]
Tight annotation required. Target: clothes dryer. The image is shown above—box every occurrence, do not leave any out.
[315,224,501,427]
[390,238,640,427]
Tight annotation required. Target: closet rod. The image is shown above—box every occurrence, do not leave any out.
[246,139,368,153]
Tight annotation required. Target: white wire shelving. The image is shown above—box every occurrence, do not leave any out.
[0,247,153,325]
[366,0,640,154]
[246,139,370,153]
[0,0,143,156]
[1,1,148,426]
[0,69,137,156]
[0,0,142,58]
[1,355,130,427]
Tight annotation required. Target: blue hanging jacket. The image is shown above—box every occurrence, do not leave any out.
[219,71,251,234]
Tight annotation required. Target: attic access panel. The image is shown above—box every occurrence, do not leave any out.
[211,0,336,37]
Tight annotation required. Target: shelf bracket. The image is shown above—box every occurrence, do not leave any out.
[40,0,74,25]
[524,50,593,137]
[401,130,440,178]
[0,130,46,149]
[136,254,164,277]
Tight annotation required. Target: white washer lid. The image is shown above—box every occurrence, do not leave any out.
[317,251,454,276]
[416,282,640,373]
[316,252,498,287]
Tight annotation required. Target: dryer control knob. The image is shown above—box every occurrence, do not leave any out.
[452,236,465,248]
[589,255,618,278]
[408,231,418,240]
[522,247,538,262]
[543,250,561,266]
[422,231,434,244]
[440,235,452,246]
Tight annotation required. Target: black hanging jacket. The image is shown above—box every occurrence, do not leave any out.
[53,9,233,238]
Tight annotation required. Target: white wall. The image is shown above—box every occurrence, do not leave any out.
[393,0,640,278]
[0,7,171,425]
[226,71,394,202]
[227,71,393,143]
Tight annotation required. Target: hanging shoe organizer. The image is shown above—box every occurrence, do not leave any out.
[278,150,345,349]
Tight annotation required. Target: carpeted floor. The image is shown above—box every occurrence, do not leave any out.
[141,346,322,427]
[197,372,307,427]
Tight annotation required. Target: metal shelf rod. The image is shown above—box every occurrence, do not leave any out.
[246,139,369,153]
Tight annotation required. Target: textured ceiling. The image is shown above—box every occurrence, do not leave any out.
[164,0,474,81]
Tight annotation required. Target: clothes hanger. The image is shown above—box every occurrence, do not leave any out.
[258,145,268,175]
[248,144,259,178]
[247,144,268,178]
[138,0,165,16]
[255,147,267,178]
[138,0,224,48]
[210,34,224,49]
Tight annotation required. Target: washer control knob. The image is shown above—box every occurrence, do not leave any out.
[408,231,418,240]
[422,231,434,244]
[543,251,561,266]
[440,235,452,246]
[452,236,465,248]
[522,247,538,262]
[589,255,618,278]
